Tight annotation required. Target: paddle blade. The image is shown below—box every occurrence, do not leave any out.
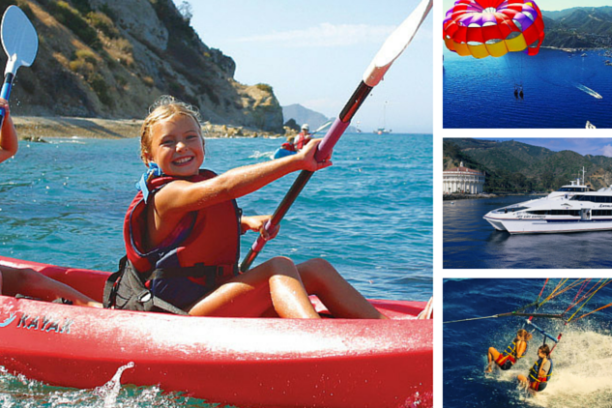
[2,6,38,74]
[363,0,432,87]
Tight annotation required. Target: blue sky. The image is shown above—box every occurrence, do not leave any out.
[478,138,612,157]
[171,1,433,133]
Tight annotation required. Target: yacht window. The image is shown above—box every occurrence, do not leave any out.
[593,210,612,216]
[526,210,580,216]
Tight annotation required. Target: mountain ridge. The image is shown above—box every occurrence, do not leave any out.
[543,6,612,49]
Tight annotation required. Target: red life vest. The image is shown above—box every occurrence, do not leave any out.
[280,142,296,152]
[295,132,311,150]
[124,169,241,286]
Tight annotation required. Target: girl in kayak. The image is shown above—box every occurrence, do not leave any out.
[0,98,17,162]
[518,344,553,392]
[486,328,532,372]
[0,98,101,307]
[119,96,387,319]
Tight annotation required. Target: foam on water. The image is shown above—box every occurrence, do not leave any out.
[0,363,229,408]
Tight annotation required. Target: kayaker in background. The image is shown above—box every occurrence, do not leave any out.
[486,328,532,372]
[294,123,312,150]
[111,96,387,319]
[518,344,553,393]
[0,98,101,308]
[0,98,17,162]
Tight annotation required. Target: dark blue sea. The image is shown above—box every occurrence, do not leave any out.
[444,196,612,269]
[444,48,612,128]
[0,133,432,407]
[443,279,612,408]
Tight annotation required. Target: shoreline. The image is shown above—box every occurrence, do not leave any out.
[443,192,547,201]
[12,116,288,140]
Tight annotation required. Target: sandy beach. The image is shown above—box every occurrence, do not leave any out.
[12,116,287,140]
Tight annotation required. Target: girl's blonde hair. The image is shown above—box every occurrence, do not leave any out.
[517,329,533,341]
[140,95,204,164]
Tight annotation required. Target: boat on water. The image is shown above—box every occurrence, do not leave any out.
[374,127,392,135]
[373,102,392,135]
[0,255,432,408]
[482,170,612,234]
[272,145,296,159]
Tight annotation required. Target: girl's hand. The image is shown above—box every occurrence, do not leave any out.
[0,98,10,118]
[296,139,333,172]
[241,215,280,241]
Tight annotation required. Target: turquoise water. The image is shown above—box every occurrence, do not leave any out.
[0,133,432,407]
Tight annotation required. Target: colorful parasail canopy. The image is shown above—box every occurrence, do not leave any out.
[443,0,545,59]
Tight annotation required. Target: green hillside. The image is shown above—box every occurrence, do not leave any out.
[443,138,612,193]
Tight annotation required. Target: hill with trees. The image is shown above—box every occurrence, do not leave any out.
[443,139,612,193]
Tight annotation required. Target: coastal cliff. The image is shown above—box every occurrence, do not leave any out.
[1,0,283,132]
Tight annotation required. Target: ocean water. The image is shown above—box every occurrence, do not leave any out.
[443,279,612,408]
[444,196,612,269]
[0,133,432,407]
[444,48,612,128]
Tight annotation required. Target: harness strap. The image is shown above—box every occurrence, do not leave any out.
[103,256,189,315]
[147,263,234,281]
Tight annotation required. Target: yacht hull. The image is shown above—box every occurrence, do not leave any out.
[484,216,612,234]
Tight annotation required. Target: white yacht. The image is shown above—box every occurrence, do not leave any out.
[483,170,612,234]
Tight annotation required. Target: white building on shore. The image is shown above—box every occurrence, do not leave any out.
[443,162,485,194]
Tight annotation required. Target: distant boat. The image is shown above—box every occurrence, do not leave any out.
[374,128,392,135]
[373,101,392,135]
[586,120,596,129]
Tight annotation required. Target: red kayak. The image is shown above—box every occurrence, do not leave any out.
[0,255,432,408]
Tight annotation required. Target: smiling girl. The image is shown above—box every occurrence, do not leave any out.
[113,96,387,319]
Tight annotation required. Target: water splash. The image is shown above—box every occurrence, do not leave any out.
[488,327,612,408]
[0,363,229,408]
[93,362,135,408]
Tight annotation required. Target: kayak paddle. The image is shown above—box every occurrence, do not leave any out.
[0,6,38,127]
[240,0,432,271]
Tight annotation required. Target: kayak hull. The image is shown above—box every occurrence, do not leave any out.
[273,147,297,159]
[0,256,432,408]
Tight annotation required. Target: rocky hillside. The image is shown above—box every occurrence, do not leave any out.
[0,0,283,132]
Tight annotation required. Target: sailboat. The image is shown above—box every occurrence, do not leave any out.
[373,101,392,134]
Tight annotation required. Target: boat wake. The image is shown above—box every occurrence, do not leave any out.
[249,150,275,160]
[575,84,603,99]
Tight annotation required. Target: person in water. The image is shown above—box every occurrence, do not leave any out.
[518,344,553,392]
[486,328,533,372]
[0,99,101,307]
[119,96,388,318]
[293,123,312,151]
